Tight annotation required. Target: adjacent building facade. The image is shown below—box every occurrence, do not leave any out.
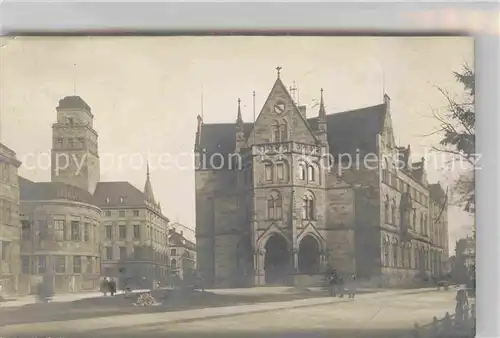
[17,96,171,294]
[195,71,449,288]
[168,226,196,281]
[0,143,22,296]
[95,171,170,290]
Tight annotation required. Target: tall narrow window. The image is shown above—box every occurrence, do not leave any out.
[133,224,140,239]
[106,247,113,260]
[391,201,396,224]
[38,219,48,242]
[105,224,112,240]
[279,121,288,141]
[55,256,66,273]
[73,256,81,273]
[276,163,285,181]
[38,255,46,274]
[84,222,91,242]
[393,243,398,267]
[119,225,126,239]
[272,122,281,142]
[71,221,80,241]
[54,220,66,241]
[21,256,30,274]
[308,165,315,182]
[1,241,10,261]
[302,192,315,220]
[299,163,306,180]
[265,163,273,181]
[384,197,389,224]
[86,256,93,273]
[267,191,282,220]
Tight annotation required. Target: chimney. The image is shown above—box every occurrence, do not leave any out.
[298,105,307,118]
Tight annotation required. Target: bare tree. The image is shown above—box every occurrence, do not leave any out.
[430,64,475,213]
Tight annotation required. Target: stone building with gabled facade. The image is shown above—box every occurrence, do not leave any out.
[194,69,449,288]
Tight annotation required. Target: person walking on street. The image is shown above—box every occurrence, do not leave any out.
[109,279,117,296]
[337,274,345,298]
[348,274,357,299]
[327,269,337,297]
[456,286,469,322]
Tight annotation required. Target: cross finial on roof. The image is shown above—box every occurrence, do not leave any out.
[276,66,282,78]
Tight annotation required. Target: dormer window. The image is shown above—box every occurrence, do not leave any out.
[105,197,110,204]
[119,197,125,204]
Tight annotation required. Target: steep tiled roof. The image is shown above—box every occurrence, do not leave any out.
[19,177,95,204]
[93,181,147,208]
[309,104,386,157]
[197,103,387,168]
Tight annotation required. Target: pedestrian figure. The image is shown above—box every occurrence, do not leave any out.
[326,269,337,297]
[456,287,469,322]
[347,274,357,299]
[101,277,110,296]
[109,279,117,296]
[337,274,345,298]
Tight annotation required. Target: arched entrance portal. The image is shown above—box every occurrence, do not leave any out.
[298,235,320,274]
[264,234,289,285]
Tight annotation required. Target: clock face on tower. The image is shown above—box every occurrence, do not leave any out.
[273,102,286,115]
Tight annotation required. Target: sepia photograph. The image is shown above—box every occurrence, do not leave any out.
[0,35,475,337]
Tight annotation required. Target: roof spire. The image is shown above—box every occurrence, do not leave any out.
[143,163,155,204]
[236,98,243,126]
[318,88,327,120]
[276,66,282,79]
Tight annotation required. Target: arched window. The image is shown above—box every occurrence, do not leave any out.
[171,258,177,268]
[264,162,273,181]
[382,235,390,266]
[275,161,288,182]
[267,191,282,220]
[302,191,315,220]
[272,119,288,142]
[382,158,390,184]
[272,121,280,143]
[384,196,389,224]
[298,162,307,180]
[391,200,396,224]
[392,239,398,267]
[308,165,315,182]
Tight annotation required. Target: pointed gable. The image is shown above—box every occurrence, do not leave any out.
[246,76,317,145]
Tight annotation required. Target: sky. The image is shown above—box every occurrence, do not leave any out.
[0,36,474,254]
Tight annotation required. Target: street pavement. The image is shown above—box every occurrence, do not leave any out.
[0,288,151,308]
[0,288,456,337]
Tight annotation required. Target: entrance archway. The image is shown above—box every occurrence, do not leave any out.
[264,234,289,284]
[298,235,320,274]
